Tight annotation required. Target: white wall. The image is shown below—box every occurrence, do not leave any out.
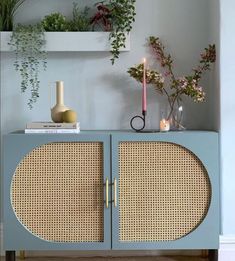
[220,0,235,235]
[1,0,212,134]
[218,0,235,259]
[209,0,220,131]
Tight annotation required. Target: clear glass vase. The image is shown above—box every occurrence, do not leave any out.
[160,99,185,131]
[169,101,185,130]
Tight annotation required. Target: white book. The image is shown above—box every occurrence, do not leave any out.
[25,129,80,134]
[26,122,80,129]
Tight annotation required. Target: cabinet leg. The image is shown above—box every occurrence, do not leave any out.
[208,250,218,261]
[5,251,15,261]
[19,251,25,259]
[201,250,209,258]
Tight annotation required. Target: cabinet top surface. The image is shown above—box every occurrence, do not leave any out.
[6,130,218,136]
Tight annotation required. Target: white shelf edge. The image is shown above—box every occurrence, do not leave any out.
[0,31,130,52]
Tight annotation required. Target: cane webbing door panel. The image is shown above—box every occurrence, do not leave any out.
[11,142,104,243]
[118,141,211,242]
[112,132,219,250]
[4,133,111,250]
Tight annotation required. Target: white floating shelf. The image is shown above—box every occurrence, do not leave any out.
[0,32,130,52]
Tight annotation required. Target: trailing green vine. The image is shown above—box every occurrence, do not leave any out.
[109,0,136,64]
[91,0,136,64]
[9,24,47,109]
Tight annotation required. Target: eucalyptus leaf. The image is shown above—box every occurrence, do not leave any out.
[9,24,47,109]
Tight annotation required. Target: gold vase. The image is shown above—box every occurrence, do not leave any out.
[51,81,69,123]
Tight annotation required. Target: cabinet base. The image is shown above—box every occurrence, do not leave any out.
[4,250,218,261]
[5,251,15,261]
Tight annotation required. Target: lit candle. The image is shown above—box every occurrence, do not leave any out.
[142,58,147,114]
[160,118,170,132]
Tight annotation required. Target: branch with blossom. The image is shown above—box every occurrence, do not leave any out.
[127,64,164,92]
[128,36,216,123]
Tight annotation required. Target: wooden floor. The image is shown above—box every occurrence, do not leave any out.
[1,257,208,261]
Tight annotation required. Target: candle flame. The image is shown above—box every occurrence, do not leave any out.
[143,58,146,64]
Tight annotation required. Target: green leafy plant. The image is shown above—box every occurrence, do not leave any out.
[109,0,136,64]
[41,12,69,32]
[92,0,136,64]
[0,0,25,31]
[4,1,136,109]
[128,36,216,126]
[69,3,91,31]
[9,24,47,109]
[90,2,112,31]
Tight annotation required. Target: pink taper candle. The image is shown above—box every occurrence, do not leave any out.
[142,58,147,113]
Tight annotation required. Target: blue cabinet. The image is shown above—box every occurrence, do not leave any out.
[3,131,219,255]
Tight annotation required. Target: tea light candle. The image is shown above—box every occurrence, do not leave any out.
[160,119,170,132]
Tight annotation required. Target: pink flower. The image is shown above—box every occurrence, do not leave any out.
[164,71,171,77]
[177,77,188,89]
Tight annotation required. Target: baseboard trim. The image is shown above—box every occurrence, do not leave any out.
[219,235,235,261]
[220,235,235,244]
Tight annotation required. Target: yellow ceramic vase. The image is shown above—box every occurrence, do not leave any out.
[51,81,69,123]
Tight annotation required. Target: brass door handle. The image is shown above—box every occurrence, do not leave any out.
[105,178,117,208]
[114,178,117,208]
[105,178,109,208]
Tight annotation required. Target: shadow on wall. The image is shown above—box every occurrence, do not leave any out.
[103,71,162,130]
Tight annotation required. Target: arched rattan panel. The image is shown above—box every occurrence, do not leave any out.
[11,142,104,243]
[118,141,211,242]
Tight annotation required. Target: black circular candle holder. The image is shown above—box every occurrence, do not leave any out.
[130,111,146,132]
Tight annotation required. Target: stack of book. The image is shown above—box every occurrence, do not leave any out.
[25,122,80,133]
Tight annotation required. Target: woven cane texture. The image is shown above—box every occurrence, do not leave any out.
[11,142,104,243]
[119,142,211,242]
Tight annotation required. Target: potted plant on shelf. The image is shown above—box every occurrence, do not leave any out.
[5,0,136,109]
[41,4,91,32]
[0,0,25,31]
[40,0,136,63]
[91,0,136,64]
[68,3,91,32]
